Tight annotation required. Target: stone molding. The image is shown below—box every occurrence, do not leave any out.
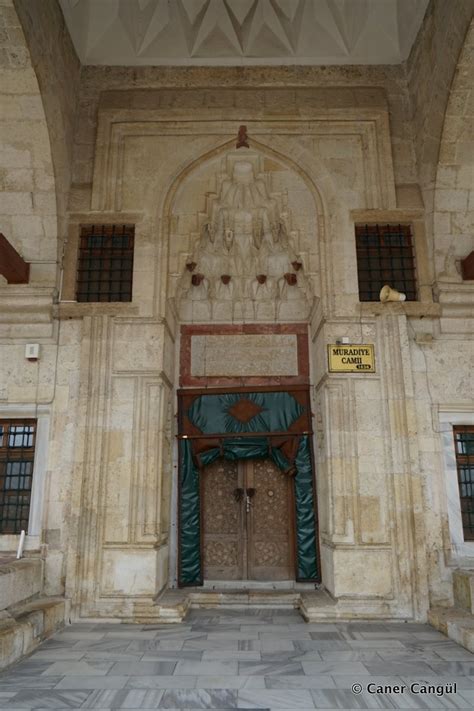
[0,286,56,339]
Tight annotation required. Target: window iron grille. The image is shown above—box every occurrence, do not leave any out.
[355,223,417,302]
[76,224,134,303]
[0,420,36,534]
[454,426,474,541]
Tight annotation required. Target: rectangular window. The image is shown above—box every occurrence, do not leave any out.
[76,224,134,303]
[0,419,36,534]
[355,223,417,302]
[454,426,474,541]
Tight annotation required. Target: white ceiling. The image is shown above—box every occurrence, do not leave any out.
[59,0,429,66]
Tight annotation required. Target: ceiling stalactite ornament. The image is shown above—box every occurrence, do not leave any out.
[59,0,429,66]
[175,152,314,323]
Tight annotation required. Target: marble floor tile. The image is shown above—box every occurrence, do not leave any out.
[428,649,474,662]
[259,651,306,662]
[74,638,138,652]
[259,639,296,652]
[29,651,85,661]
[240,624,291,633]
[364,661,438,676]
[0,689,91,708]
[195,676,266,689]
[108,661,177,676]
[301,661,371,675]
[159,688,238,708]
[0,676,63,690]
[83,651,145,662]
[280,651,324,662]
[296,640,352,651]
[140,650,203,662]
[237,688,315,708]
[156,640,185,651]
[427,661,474,676]
[238,661,304,676]
[41,660,114,676]
[5,661,53,676]
[173,660,239,676]
[82,688,164,708]
[202,651,261,661]
[103,630,158,640]
[125,675,197,689]
[57,631,105,640]
[310,688,395,709]
[329,675,406,689]
[376,650,446,663]
[143,625,194,633]
[207,632,260,640]
[259,630,312,640]
[386,690,471,709]
[348,640,406,649]
[307,631,346,640]
[54,675,127,689]
[183,639,240,651]
[401,676,474,690]
[319,651,383,662]
[1,610,473,710]
[264,675,336,689]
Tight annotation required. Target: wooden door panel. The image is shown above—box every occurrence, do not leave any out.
[202,458,243,580]
[248,459,293,581]
[202,457,294,582]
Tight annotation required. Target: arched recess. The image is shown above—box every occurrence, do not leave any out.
[157,137,330,318]
[159,138,328,588]
[406,1,474,272]
[0,1,64,286]
[433,18,474,280]
[13,0,80,268]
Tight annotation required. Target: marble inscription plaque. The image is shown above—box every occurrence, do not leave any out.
[190,334,298,377]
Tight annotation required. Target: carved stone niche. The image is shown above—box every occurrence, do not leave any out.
[175,153,315,323]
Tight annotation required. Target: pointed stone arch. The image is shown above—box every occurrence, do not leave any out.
[159,136,330,316]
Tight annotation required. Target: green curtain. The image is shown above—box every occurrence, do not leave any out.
[179,429,319,585]
[187,391,305,434]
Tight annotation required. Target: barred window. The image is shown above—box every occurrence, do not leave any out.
[76,224,134,303]
[0,420,36,534]
[355,224,417,302]
[454,426,474,541]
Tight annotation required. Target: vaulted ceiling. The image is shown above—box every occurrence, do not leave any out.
[59,0,429,66]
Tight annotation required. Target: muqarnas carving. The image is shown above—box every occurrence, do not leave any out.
[177,157,313,322]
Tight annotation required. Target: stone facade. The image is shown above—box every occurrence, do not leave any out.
[0,0,473,625]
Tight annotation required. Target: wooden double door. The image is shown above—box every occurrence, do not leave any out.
[202,458,294,581]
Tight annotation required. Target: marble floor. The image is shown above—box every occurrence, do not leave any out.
[1,608,474,709]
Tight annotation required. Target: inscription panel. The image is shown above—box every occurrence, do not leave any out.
[191,334,298,377]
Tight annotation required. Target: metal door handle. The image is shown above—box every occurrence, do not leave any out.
[245,488,255,513]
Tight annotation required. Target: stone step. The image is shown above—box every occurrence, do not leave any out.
[0,558,43,611]
[428,605,474,654]
[0,597,67,670]
[453,569,474,614]
[132,587,400,623]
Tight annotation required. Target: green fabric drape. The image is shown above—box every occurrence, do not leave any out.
[294,436,318,579]
[187,392,305,435]
[179,433,319,585]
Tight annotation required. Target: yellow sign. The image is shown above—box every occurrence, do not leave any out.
[328,344,375,373]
